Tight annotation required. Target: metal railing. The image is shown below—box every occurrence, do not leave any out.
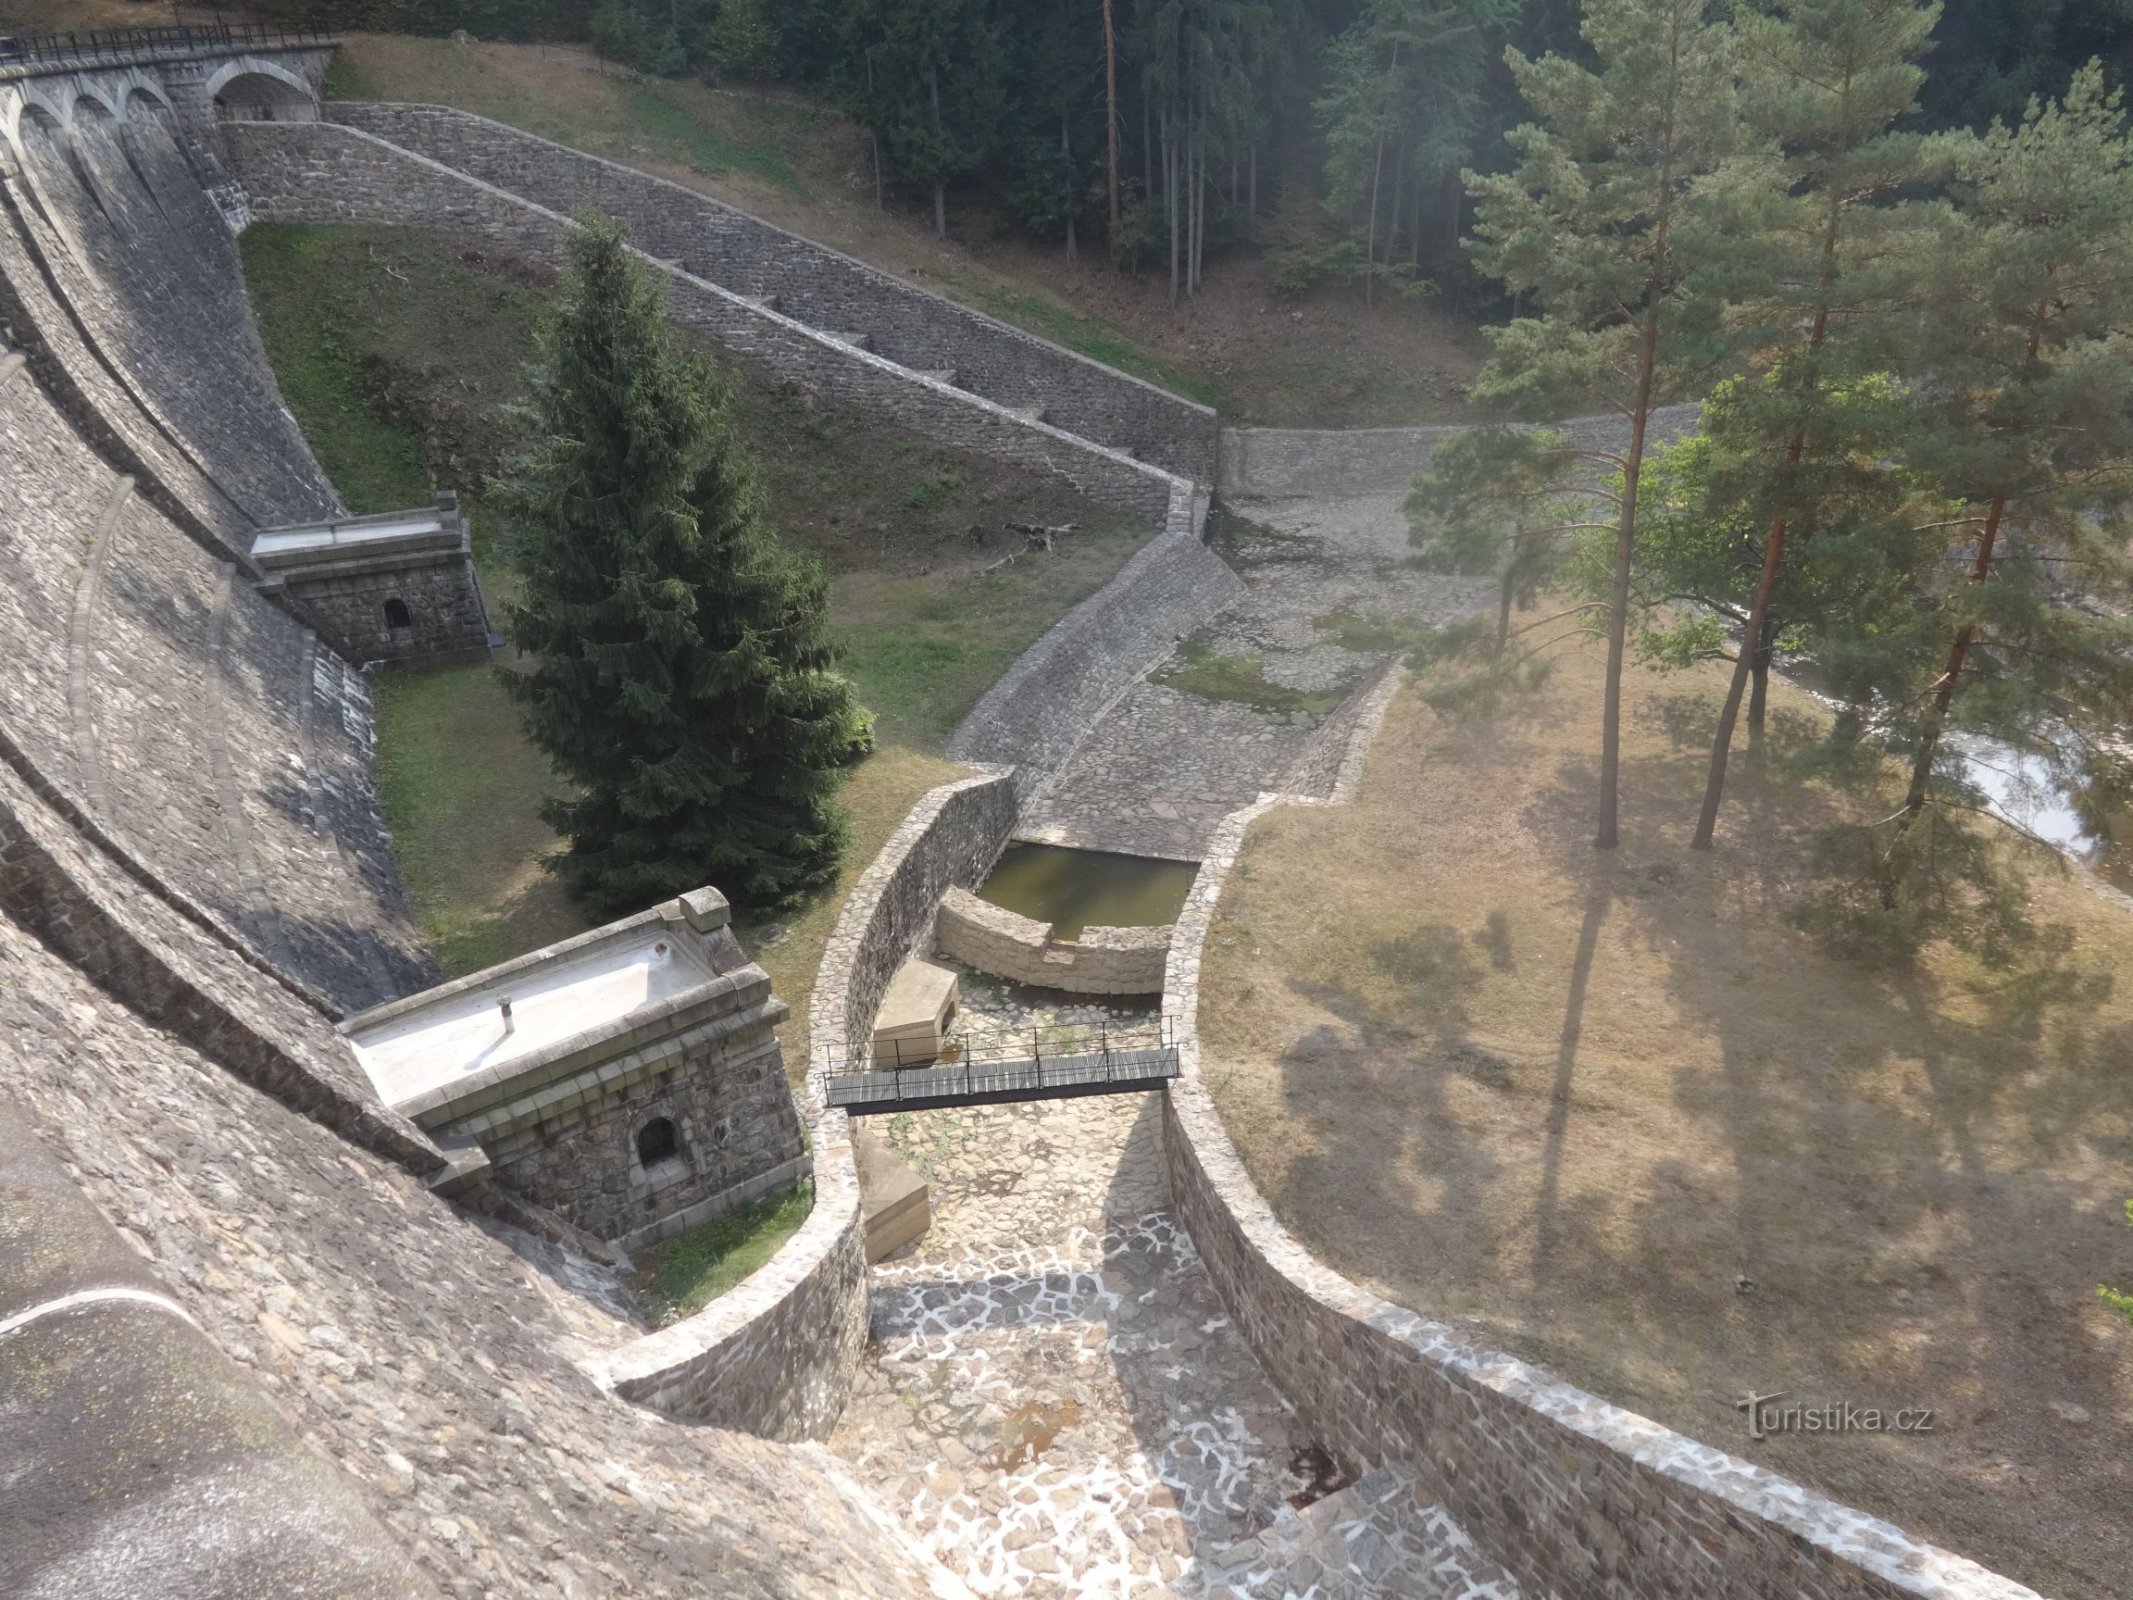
[0,22,334,70]
[822,1014,1180,1111]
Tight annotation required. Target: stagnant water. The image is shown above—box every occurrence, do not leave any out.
[979,844,1198,940]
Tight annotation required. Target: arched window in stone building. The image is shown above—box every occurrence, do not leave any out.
[636,1117,681,1170]
[383,597,413,630]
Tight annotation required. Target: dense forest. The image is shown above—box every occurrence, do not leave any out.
[239,0,2133,302]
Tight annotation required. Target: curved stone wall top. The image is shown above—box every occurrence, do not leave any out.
[323,102,1218,483]
[1218,403,1703,498]
[587,771,1018,1442]
[1160,681,2043,1600]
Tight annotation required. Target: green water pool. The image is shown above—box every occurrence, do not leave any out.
[978,844,1198,940]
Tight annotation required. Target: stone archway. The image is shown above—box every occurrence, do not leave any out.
[204,57,316,123]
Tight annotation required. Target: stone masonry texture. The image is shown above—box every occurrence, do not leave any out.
[326,101,1218,483]
[934,884,1170,994]
[1160,704,2045,1600]
[226,119,1186,528]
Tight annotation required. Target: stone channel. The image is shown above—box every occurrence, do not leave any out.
[1016,492,1496,861]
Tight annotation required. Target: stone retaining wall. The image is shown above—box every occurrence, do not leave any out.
[934,885,1169,995]
[1160,682,2042,1600]
[1217,404,1704,497]
[946,480,1243,779]
[227,121,1181,527]
[325,102,1218,484]
[586,771,1018,1441]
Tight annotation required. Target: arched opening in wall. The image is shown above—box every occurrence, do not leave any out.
[383,597,413,631]
[636,1117,682,1171]
[212,70,316,125]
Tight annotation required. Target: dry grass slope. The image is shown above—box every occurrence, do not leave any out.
[1200,632,2133,1600]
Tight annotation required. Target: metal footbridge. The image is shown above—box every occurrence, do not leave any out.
[823,1017,1180,1116]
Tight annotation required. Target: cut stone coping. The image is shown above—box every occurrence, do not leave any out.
[1161,668,2045,1600]
[250,499,464,567]
[338,890,769,1120]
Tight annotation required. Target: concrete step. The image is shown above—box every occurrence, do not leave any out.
[1190,1463,1519,1600]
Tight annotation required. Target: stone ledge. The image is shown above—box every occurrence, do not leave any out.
[934,885,1170,995]
[1160,677,2043,1600]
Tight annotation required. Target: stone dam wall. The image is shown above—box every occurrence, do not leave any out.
[1160,688,2043,1600]
[226,119,1185,528]
[0,328,431,1014]
[326,101,1219,485]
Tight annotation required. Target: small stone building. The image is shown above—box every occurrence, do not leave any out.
[340,887,808,1249]
[252,491,493,667]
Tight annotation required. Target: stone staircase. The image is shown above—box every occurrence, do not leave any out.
[1188,1463,1520,1600]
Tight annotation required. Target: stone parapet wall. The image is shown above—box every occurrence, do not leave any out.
[588,772,1018,1441]
[1161,684,2043,1600]
[1217,404,1704,498]
[934,885,1168,995]
[946,480,1243,778]
[227,121,1181,527]
[325,102,1218,483]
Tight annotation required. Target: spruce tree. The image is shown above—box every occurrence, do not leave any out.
[1687,0,1940,849]
[501,218,872,919]
[1465,0,1741,848]
[1889,63,2133,847]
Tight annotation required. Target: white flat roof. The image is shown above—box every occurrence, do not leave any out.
[348,928,712,1109]
[252,515,448,557]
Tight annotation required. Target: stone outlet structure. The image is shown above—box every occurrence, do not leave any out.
[342,888,807,1249]
[933,884,1171,995]
[252,491,493,667]
[0,25,2057,1600]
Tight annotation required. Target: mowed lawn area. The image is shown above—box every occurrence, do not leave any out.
[1199,630,2133,1600]
[242,222,1150,1076]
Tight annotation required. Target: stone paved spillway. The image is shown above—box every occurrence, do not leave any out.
[829,983,1522,1599]
[1015,493,1496,862]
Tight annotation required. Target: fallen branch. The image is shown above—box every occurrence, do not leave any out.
[1006,520,1077,552]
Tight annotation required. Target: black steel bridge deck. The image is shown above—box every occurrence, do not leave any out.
[823,1018,1179,1115]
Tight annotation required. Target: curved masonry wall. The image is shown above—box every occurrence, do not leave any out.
[1160,677,2043,1600]
[934,886,1168,995]
[588,772,1018,1440]
[226,121,1181,527]
[324,102,1218,484]
[1218,404,1705,497]
[946,480,1243,778]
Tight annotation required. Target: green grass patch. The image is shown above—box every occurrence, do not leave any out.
[371,664,588,976]
[1154,630,1353,717]
[239,225,433,515]
[957,280,1216,406]
[1314,609,1432,655]
[632,1180,814,1326]
[622,81,811,197]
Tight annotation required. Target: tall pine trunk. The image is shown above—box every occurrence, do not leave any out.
[1599,312,1662,850]
[1165,119,1180,306]
[927,64,946,240]
[1746,610,1778,743]
[1062,116,1077,263]
[1103,0,1119,235]
[1690,183,1843,850]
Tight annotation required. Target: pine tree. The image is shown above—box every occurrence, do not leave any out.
[1406,425,1587,657]
[1889,63,2133,848]
[1465,0,1741,849]
[1687,0,1940,850]
[501,219,872,919]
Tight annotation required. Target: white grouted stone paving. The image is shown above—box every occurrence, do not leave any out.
[830,981,1517,1599]
[1016,493,1495,860]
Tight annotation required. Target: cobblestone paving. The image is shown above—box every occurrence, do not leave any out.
[1016,495,1495,860]
[830,980,1317,1596]
[1193,1464,1521,1600]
